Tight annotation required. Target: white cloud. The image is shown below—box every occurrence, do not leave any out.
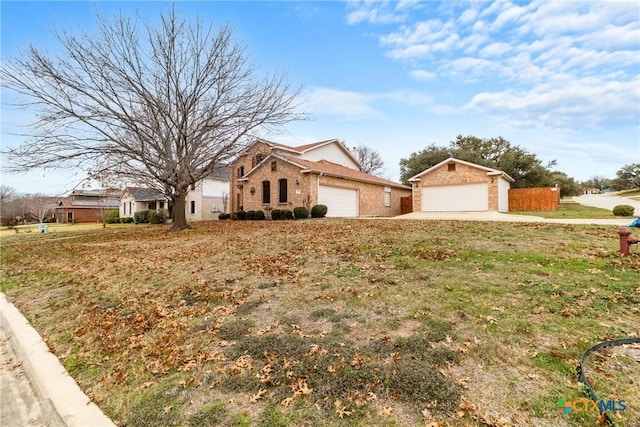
[345,1,408,25]
[304,87,381,119]
[409,70,437,81]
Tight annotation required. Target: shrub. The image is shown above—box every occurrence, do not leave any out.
[280,209,293,220]
[120,217,134,224]
[105,209,120,224]
[271,209,282,220]
[148,209,168,224]
[218,213,230,220]
[233,210,247,220]
[43,216,57,223]
[613,205,635,217]
[134,210,150,224]
[247,210,265,220]
[311,204,328,218]
[293,206,308,219]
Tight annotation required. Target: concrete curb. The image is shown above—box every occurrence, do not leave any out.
[0,293,116,427]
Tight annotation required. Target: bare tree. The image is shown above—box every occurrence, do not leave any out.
[351,144,385,176]
[24,194,57,223]
[0,186,20,227]
[1,8,301,231]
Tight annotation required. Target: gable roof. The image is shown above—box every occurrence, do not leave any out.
[124,187,170,202]
[240,154,410,190]
[408,157,515,182]
[247,138,362,170]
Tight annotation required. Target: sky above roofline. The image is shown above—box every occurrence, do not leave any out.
[1,1,638,195]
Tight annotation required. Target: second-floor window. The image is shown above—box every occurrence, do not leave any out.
[237,166,245,178]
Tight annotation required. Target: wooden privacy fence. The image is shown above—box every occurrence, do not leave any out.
[508,187,560,211]
[400,195,413,214]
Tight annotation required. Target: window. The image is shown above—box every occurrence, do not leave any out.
[278,178,288,204]
[129,202,132,215]
[448,163,456,172]
[237,166,245,178]
[191,183,196,190]
[190,200,196,215]
[67,212,73,223]
[159,201,164,210]
[271,161,277,172]
[262,181,271,204]
[384,187,391,207]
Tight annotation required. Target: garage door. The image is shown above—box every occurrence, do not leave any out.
[421,183,488,211]
[318,185,358,217]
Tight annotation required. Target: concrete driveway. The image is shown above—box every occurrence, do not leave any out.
[573,193,640,212]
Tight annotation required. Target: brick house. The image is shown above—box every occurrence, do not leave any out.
[409,158,513,212]
[230,139,411,217]
[56,189,123,223]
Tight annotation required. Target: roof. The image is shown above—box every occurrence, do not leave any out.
[207,165,230,181]
[124,187,170,202]
[248,138,362,170]
[240,154,410,190]
[408,157,515,183]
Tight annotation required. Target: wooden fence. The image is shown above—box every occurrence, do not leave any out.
[400,196,413,214]
[508,187,560,211]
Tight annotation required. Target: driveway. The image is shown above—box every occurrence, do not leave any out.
[573,193,640,212]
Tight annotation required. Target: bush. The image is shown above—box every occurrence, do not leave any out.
[218,213,230,220]
[613,205,635,217]
[293,207,308,219]
[247,210,265,220]
[233,211,247,220]
[134,210,150,224]
[43,216,57,223]
[270,209,282,220]
[148,209,168,224]
[311,204,328,218]
[105,209,120,224]
[280,209,293,220]
[120,217,134,224]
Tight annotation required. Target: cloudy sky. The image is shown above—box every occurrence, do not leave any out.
[1,1,639,195]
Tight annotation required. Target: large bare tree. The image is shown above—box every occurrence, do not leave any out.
[351,144,385,176]
[1,8,301,230]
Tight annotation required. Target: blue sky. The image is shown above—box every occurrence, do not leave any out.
[1,1,639,195]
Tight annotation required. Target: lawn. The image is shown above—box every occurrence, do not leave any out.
[511,200,616,219]
[1,219,638,426]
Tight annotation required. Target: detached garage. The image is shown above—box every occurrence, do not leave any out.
[409,158,513,213]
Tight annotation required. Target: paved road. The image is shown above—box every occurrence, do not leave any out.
[0,328,47,427]
[573,193,640,212]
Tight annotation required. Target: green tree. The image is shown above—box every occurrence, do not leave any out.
[399,143,452,184]
[611,164,640,190]
[399,135,555,188]
[550,172,581,198]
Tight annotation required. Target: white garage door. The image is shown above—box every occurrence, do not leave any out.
[421,183,488,211]
[318,185,358,217]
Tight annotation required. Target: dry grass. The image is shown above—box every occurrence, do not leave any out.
[1,219,639,426]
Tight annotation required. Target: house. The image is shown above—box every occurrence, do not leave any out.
[120,168,230,222]
[120,187,170,219]
[57,189,123,223]
[230,139,411,217]
[185,168,230,221]
[408,158,513,212]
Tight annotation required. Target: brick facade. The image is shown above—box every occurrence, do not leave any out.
[410,158,512,212]
[230,140,411,216]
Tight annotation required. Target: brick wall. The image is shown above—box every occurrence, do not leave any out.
[412,162,497,211]
[57,208,105,223]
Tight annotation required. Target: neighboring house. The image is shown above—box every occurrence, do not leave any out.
[120,187,170,219]
[120,167,230,222]
[186,168,230,221]
[409,158,514,212]
[57,189,123,223]
[230,138,411,217]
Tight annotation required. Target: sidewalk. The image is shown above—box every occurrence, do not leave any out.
[0,293,115,427]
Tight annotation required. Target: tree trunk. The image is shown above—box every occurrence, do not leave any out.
[170,191,190,232]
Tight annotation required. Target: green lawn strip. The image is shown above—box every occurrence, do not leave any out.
[511,201,615,218]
